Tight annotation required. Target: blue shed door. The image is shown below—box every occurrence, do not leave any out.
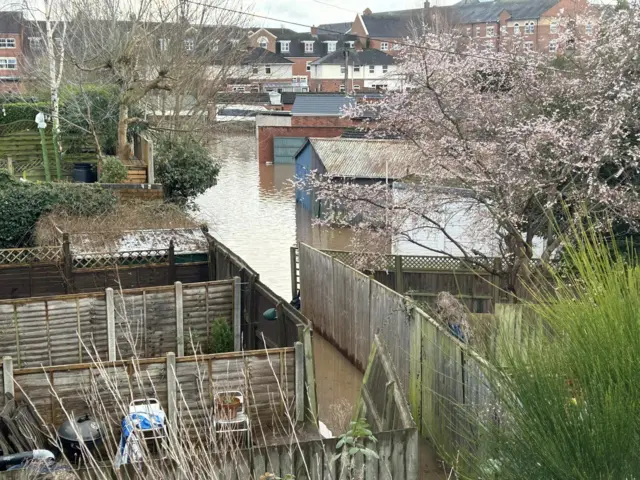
[274,137,306,164]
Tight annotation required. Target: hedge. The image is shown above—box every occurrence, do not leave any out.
[0,102,50,125]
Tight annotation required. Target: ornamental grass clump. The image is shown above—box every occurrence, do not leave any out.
[459,229,640,479]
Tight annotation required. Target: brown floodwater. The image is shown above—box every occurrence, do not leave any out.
[195,134,362,434]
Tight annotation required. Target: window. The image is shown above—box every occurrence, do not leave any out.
[281,40,290,53]
[466,27,471,36]
[158,38,168,51]
[212,41,220,52]
[486,25,494,37]
[0,57,17,70]
[265,65,271,74]
[382,65,388,74]
[29,37,42,49]
[393,43,401,50]
[184,39,194,51]
[304,41,314,53]
[380,42,389,51]
[550,21,559,34]
[525,41,533,50]
[252,66,259,74]
[327,41,337,53]
[369,65,375,74]
[475,26,480,37]
[339,84,345,93]
[232,86,245,92]
[586,22,593,36]
[485,40,494,50]
[549,39,557,53]
[345,41,354,48]
[354,64,361,72]
[0,38,15,48]
[258,36,268,49]
[353,84,360,90]
[524,22,535,34]
[501,25,507,35]
[306,61,311,72]
[340,65,346,74]
[513,23,520,35]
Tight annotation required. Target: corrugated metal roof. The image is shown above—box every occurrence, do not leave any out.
[308,138,424,179]
[292,95,356,116]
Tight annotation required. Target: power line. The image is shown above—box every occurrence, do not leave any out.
[309,0,359,15]
[182,0,577,73]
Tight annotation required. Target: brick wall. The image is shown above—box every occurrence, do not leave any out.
[309,79,366,92]
[258,125,346,163]
[0,33,24,93]
[289,57,318,78]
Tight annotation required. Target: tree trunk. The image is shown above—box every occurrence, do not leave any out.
[117,103,129,163]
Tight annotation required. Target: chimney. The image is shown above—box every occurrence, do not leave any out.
[363,8,372,15]
[424,1,430,9]
[311,25,318,35]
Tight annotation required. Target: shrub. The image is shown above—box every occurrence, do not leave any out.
[0,102,50,125]
[0,181,117,248]
[155,136,219,206]
[99,156,129,183]
[208,318,233,353]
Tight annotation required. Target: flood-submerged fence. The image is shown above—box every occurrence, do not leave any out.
[299,243,492,464]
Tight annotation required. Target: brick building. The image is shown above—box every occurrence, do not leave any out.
[0,12,25,93]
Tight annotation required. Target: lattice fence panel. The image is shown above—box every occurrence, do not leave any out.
[73,249,169,269]
[0,246,62,265]
[402,256,492,271]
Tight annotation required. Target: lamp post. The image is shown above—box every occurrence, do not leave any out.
[35,112,51,182]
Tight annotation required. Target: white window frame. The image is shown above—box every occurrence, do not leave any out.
[354,64,361,72]
[353,84,360,90]
[466,27,471,36]
[513,23,520,35]
[158,38,168,51]
[184,39,194,51]
[232,86,246,93]
[501,25,507,35]
[382,65,388,74]
[340,65,346,74]
[369,65,375,74]
[345,41,354,48]
[0,38,15,49]
[550,21,559,34]
[258,36,269,49]
[339,84,345,93]
[0,57,17,70]
[549,39,557,53]
[380,42,389,51]
[252,66,259,74]
[475,26,480,37]
[327,41,337,53]
[306,61,312,72]
[280,40,290,53]
[486,25,494,37]
[265,65,271,74]
[29,37,43,49]
[586,22,593,36]
[525,22,535,34]
[304,41,314,53]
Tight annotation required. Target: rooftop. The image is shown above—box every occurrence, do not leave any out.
[70,228,209,255]
[291,94,357,116]
[301,138,424,179]
[241,47,293,65]
[312,48,394,66]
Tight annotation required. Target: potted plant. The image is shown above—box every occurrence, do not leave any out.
[215,394,241,420]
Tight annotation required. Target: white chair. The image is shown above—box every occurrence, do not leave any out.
[213,391,250,448]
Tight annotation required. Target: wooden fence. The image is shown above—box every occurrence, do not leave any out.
[299,244,492,464]
[0,280,235,368]
[292,247,501,313]
[1,348,297,433]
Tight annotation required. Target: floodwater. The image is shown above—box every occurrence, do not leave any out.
[196,133,447,478]
[195,134,362,434]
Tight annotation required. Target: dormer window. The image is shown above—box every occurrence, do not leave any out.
[345,41,355,48]
[303,41,314,53]
[327,41,337,53]
[184,39,194,51]
[280,40,290,53]
[258,36,269,49]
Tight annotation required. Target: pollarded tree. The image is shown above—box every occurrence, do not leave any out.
[63,0,246,162]
[306,3,640,295]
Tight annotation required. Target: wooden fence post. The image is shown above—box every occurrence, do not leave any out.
[233,277,242,351]
[175,282,184,357]
[3,356,14,398]
[294,342,304,424]
[246,274,256,350]
[106,288,116,361]
[168,241,176,285]
[492,257,502,309]
[276,302,286,347]
[302,328,318,426]
[395,255,404,294]
[166,352,177,431]
[290,246,298,299]
[62,233,74,294]
[6,156,13,175]
[208,241,216,281]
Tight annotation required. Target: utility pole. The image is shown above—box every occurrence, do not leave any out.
[343,49,349,96]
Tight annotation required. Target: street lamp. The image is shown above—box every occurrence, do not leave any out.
[35,112,51,182]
